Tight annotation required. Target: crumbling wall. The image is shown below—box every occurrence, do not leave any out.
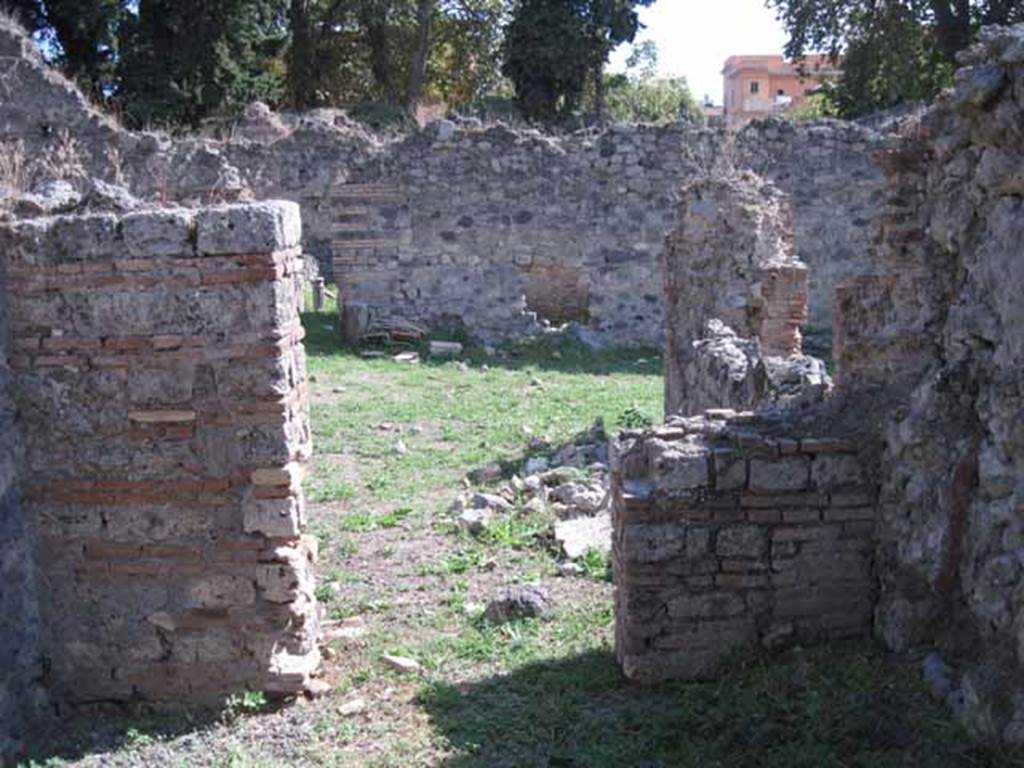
[662,171,813,415]
[0,16,891,347]
[833,26,1024,742]
[613,22,1024,745]
[0,201,320,708]
[0,244,46,763]
[612,413,875,683]
[735,120,888,339]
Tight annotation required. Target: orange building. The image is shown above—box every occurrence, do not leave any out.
[722,54,839,127]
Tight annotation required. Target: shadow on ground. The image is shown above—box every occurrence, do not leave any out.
[20,703,259,766]
[418,641,1022,768]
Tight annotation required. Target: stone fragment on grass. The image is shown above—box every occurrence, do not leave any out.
[429,340,463,357]
[555,511,613,559]
[339,697,368,716]
[471,492,512,511]
[485,585,551,624]
[456,507,492,535]
[550,482,606,517]
[381,654,421,674]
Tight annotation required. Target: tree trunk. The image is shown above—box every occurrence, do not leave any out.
[928,0,973,61]
[287,0,317,108]
[361,7,397,104]
[592,59,606,124]
[406,0,435,113]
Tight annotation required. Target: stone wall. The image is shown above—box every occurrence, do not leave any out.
[837,26,1024,742]
[611,412,876,683]
[662,172,809,415]
[0,201,320,712]
[0,16,892,347]
[0,237,46,763]
[612,22,1024,745]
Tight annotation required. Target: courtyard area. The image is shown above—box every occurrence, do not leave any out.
[21,308,1020,768]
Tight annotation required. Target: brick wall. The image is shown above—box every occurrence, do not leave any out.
[0,241,47,763]
[611,413,876,683]
[0,201,320,708]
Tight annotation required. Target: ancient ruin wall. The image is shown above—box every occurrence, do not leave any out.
[0,17,892,347]
[0,202,320,708]
[833,26,1024,742]
[0,247,46,763]
[612,414,875,683]
[662,172,809,415]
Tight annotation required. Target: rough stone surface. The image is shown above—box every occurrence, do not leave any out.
[0,16,892,347]
[613,22,1024,745]
[0,202,319,750]
[663,174,833,418]
[837,24,1024,744]
[485,584,551,624]
[611,419,875,684]
[0,249,47,763]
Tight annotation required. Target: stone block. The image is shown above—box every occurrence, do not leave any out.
[811,455,868,490]
[121,208,195,257]
[748,456,810,493]
[716,525,766,558]
[196,201,302,255]
[243,495,305,538]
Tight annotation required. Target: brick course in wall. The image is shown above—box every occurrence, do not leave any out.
[611,413,876,683]
[0,201,320,710]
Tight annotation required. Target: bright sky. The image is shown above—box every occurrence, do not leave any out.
[609,0,789,106]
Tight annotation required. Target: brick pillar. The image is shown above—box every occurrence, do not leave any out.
[0,201,320,705]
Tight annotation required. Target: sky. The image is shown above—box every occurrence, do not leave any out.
[609,0,790,106]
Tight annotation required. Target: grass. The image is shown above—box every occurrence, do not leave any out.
[21,307,1024,768]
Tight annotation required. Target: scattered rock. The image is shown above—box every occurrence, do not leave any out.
[522,497,546,515]
[554,511,612,559]
[471,492,512,512]
[381,654,421,674]
[305,679,332,698]
[338,697,368,716]
[485,584,551,624]
[525,456,550,474]
[556,562,584,577]
[468,462,503,484]
[550,482,606,517]
[429,340,463,357]
[456,507,492,535]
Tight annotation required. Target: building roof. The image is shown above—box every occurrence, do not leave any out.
[722,53,840,78]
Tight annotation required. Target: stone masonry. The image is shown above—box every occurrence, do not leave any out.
[0,201,320,752]
[0,16,892,347]
[612,413,875,682]
[662,172,812,416]
[612,23,1024,745]
[0,234,47,760]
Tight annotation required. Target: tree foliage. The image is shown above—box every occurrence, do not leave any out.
[502,0,653,121]
[769,0,1024,117]
[604,40,701,123]
[118,0,288,127]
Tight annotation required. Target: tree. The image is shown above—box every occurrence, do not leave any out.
[502,0,653,121]
[768,0,1024,117]
[605,41,701,123]
[119,0,289,127]
[2,0,127,100]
